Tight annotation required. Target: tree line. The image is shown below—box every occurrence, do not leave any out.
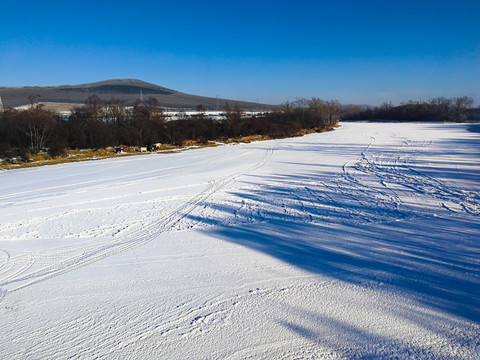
[0,95,340,160]
[342,96,474,121]
[1,94,475,161]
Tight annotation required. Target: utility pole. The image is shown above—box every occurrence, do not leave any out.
[0,96,4,113]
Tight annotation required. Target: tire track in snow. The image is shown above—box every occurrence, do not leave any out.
[0,163,183,202]
[0,249,10,271]
[0,145,275,294]
[353,138,479,217]
[267,134,477,228]
[329,135,478,225]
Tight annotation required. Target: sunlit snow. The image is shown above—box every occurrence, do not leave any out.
[0,122,479,359]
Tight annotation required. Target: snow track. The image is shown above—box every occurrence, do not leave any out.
[0,145,275,293]
[350,137,479,218]
[1,122,479,359]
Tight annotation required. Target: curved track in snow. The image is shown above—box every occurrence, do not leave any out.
[1,123,479,359]
[0,145,275,293]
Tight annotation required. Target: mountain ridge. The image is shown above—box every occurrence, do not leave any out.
[0,79,273,110]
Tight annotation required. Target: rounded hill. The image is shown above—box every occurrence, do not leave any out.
[0,79,273,110]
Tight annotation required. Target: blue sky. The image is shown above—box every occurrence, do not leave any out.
[1,0,479,105]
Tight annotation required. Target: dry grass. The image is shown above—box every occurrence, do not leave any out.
[223,134,272,144]
[182,140,220,148]
[0,149,136,170]
[294,125,339,137]
[0,126,338,171]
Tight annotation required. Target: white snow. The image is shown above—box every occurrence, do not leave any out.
[0,122,479,359]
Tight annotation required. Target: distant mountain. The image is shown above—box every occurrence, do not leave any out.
[0,79,274,110]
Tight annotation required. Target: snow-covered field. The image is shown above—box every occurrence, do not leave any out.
[0,122,479,359]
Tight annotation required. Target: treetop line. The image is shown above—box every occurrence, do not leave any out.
[0,96,341,161]
[0,95,476,164]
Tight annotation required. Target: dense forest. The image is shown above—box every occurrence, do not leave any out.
[0,96,340,161]
[342,96,474,121]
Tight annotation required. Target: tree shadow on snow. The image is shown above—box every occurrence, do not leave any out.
[186,129,480,338]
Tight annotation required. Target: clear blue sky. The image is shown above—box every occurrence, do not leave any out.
[1,0,479,105]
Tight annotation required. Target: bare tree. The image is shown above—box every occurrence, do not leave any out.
[452,96,473,120]
[22,107,56,154]
[280,101,293,113]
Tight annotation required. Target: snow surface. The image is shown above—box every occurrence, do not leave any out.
[0,122,479,359]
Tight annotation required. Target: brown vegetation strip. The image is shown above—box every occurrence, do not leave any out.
[0,128,334,171]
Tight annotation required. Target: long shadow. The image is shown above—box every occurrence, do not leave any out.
[277,304,475,359]
[190,203,479,321]
[187,130,480,324]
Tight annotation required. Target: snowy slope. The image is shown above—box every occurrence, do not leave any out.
[0,122,479,359]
